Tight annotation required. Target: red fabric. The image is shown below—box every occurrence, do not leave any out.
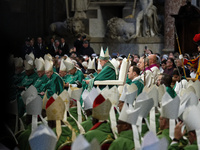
[59,145,71,150]
[101,143,111,150]
[93,94,105,108]
[89,121,106,131]
[46,96,55,109]
[193,33,200,42]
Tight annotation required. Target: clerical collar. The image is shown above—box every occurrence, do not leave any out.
[132,76,141,82]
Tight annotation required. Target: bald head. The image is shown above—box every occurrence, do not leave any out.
[148,54,157,65]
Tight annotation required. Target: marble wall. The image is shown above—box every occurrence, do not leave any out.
[163,0,187,53]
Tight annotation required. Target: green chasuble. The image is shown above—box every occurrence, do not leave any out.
[17,124,31,150]
[87,61,116,91]
[84,122,114,144]
[67,107,86,134]
[44,72,64,99]
[65,69,85,85]
[82,72,98,90]
[52,125,72,150]
[13,71,26,86]
[80,115,93,132]
[157,128,172,145]
[33,74,49,94]
[19,71,38,88]
[168,141,197,150]
[17,71,38,117]
[166,86,177,98]
[109,130,134,150]
[61,74,68,82]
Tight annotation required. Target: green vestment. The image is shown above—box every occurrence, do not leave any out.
[157,128,172,145]
[109,130,134,150]
[13,71,26,86]
[65,69,85,84]
[80,115,93,132]
[87,61,116,91]
[84,122,114,144]
[166,87,177,98]
[17,124,31,150]
[67,107,86,134]
[19,71,38,88]
[44,73,64,99]
[132,79,144,95]
[52,125,72,150]
[61,74,68,82]
[17,71,39,117]
[33,74,49,94]
[126,75,132,85]
[168,141,197,150]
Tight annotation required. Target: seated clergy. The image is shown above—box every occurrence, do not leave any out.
[109,103,141,150]
[137,56,154,88]
[40,54,64,99]
[168,105,200,150]
[81,87,100,132]
[67,86,86,134]
[86,47,116,91]
[127,65,144,95]
[84,94,114,144]
[33,57,49,98]
[63,57,85,89]
[46,94,76,150]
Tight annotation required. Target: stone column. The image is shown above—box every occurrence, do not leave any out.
[163,0,187,53]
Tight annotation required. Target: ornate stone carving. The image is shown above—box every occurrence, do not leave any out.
[106,17,135,41]
[134,0,161,38]
[105,0,162,41]
[71,0,88,19]
[49,18,90,40]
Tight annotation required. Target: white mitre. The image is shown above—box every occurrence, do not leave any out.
[63,57,75,72]
[29,124,57,150]
[99,47,109,60]
[14,57,23,68]
[44,59,53,72]
[24,52,35,70]
[97,59,102,70]
[35,57,45,71]
[44,53,53,61]
[88,57,95,70]
[59,58,67,72]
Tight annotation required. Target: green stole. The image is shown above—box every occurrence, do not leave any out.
[132,79,144,95]
[166,86,177,98]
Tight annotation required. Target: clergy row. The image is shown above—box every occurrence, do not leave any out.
[6,77,200,150]
[4,44,200,150]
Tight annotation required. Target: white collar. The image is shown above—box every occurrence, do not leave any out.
[132,76,141,82]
